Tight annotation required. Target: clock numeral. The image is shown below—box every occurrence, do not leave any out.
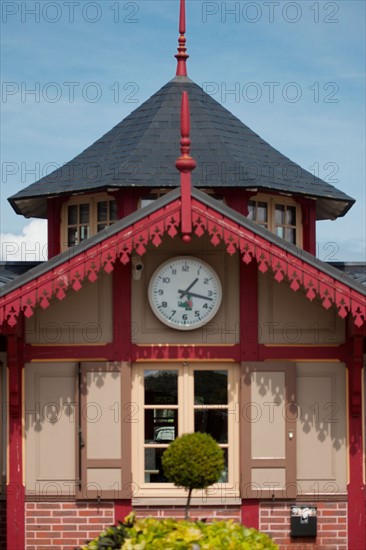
[171,269,177,275]
[162,277,171,283]
[203,303,208,309]
[195,311,201,318]
[203,278,209,284]
[182,265,189,272]
[207,290,213,297]
[169,310,177,319]
[162,302,168,308]
[182,314,188,321]
[158,289,164,295]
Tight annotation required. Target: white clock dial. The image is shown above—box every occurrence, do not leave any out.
[148,256,222,331]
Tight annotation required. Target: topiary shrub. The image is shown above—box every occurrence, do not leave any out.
[82,514,279,550]
[162,432,225,519]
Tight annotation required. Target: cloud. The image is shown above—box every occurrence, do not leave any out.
[0,219,48,261]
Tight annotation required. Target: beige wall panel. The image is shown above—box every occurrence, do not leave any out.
[86,371,121,460]
[251,468,286,488]
[87,468,121,489]
[258,273,345,344]
[296,362,347,494]
[25,363,76,494]
[251,371,286,459]
[25,271,112,344]
[132,237,240,344]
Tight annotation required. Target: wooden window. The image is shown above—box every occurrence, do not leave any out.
[133,363,239,498]
[240,362,297,499]
[248,195,302,246]
[77,362,132,500]
[62,195,117,249]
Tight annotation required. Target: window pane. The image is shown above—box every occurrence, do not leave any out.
[97,223,107,232]
[79,204,89,224]
[257,202,268,223]
[68,227,77,247]
[195,409,228,443]
[79,225,89,241]
[275,204,285,225]
[247,201,255,220]
[286,206,296,226]
[286,228,296,244]
[276,226,284,238]
[144,370,178,405]
[145,409,177,444]
[194,370,227,405]
[110,200,118,221]
[144,448,169,483]
[97,201,108,222]
[218,449,228,483]
[68,205,78,225]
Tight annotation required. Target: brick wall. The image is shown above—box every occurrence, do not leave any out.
[25,502,114,550]
[133,505,241,522]
[260,502,347,550]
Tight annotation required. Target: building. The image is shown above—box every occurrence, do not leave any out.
[1,1,365,548]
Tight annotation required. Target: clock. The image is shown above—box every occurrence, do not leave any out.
[148,256,222,331]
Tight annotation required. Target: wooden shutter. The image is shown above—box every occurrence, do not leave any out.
[77,362,132,499]
[240,362,297,499]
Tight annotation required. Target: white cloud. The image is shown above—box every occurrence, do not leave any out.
[0,219,48,261]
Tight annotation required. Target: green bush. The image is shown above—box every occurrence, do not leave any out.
[82,514,278,550]
[162,433,225,519]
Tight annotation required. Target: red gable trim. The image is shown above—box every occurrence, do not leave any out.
[0,197,365,328]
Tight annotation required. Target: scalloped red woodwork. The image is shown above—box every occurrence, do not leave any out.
[0,197,365,328]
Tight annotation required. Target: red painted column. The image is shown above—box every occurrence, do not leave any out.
[298,197,316,255]
[240,259,259,526]
[6,325,25,550]
[113,260,132,362]
[115,500,132,523]
[347,334,365,550]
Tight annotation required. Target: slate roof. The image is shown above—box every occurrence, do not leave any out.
[1,188,365,301]
[0,262,42,288]
[329,262,366,286]
[9,76,354,221]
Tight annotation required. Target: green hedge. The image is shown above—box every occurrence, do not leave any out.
[82,513,278,550]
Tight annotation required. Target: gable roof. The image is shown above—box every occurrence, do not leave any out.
[9,76,354,222]
[1,187,365,329]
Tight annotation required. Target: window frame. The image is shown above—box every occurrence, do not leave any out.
[132,362,240,499]
[61,193,117,251]
[248,194,303,247]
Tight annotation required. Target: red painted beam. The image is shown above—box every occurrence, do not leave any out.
[131,344,241,362]
[347,334,365,550]
[7,329,25,550]
[258,343,348,362]
[24,343,115,362]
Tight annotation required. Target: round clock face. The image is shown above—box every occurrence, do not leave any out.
[148,256,222,331]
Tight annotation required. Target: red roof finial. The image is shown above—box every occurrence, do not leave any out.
[175,0,189,76]
[176,92,196,241]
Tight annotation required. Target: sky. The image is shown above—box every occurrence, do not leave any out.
[1,0,365,262]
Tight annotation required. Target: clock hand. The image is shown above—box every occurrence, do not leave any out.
[177,290,213,301]
[178,278,199,297]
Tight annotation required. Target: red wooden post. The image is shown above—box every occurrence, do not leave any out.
[176,91,196,242]
[347,333,365,550]
[6,324,25,550]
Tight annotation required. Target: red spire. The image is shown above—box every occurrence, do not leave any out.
[175,0,189,76]
[176,92,196,242]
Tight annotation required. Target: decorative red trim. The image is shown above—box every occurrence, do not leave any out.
[241,500,259,529]
[347,334,365,550]
[131,344,241,362]
[23,343,115,362]
[176,92,196,241]
[175,0,188,76]
[1,195,365,329]
[7,325,25,550]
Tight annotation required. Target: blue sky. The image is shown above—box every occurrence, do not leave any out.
[1,0,365,261]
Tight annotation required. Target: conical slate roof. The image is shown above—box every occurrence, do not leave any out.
[9,75,354,220]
